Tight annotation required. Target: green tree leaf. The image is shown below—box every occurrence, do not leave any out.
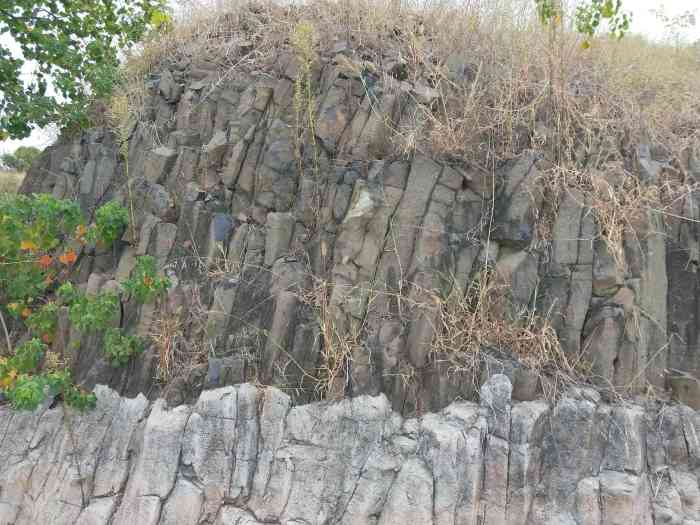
[0,0,169,139]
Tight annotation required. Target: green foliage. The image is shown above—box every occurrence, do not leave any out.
[4,338,45,374]
[535,0,560,24]
[123,255,170,303]
[0,0,170,139]
[90,200,129,246]
[25,301,58,337]
[0,350,97,411]
[0,194,142,412]
[59,379,98,411]
[1,146,41,172]
[66,290,120,332]
[104,328,143,367]
[5,375,45,410]
[535,0,631,44]
[0,193,82,302]
[575,0,631,41]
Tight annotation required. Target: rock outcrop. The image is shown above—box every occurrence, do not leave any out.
[1,375,697,525]
[6,6,700,524]
[19,36,700,412]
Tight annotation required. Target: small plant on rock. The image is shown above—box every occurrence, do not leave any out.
[25,301,59,343]
[0,338,96,410]
[0,194,143,411]
[104,328,144,367]
[65,288,121,332]
[123,255,170,303]
[291,21,324,229]
[89,200,130,246]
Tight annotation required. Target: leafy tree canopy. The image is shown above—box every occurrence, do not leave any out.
[0,0,168,140]
[1,145,41,171]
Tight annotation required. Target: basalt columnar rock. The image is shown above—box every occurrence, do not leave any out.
[16,31,700,415]
[6,12,700,524]
[1,375,698,525]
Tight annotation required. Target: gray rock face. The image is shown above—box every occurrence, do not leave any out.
[16,38,700,413]
[0,375,696,524]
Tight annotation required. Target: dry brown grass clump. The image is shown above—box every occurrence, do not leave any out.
[430,268,579,390]
[537,162,699,272]
[109,0,699,175]
[149,310,186,382]
[108,1,290,123]
[298,276,358,400]
[0,171,24,194]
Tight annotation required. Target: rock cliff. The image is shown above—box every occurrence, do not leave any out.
[2,375,698,525]
[6,4,700,522]
[18,29,700,411]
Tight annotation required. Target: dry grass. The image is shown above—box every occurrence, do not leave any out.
[429,268,580,395]
[536,162,698,272]
[297,277,354,399]
[0,171,24,194]
[109,1,289,118]
[149,310,185,382]
[148,291,211,385]
[110,0,699,173]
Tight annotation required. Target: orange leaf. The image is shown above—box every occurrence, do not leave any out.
[59,250,78,265]
[20,240,38,252]
[143,276,154,287]
[75,224,87,239]
[21,307,32,318]
[41,333,54,344]
[38,254,53,269]
[44,273,55,286]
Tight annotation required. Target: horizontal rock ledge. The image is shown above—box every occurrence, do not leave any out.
[0,374,694,524]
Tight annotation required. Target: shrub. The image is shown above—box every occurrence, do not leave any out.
[25,302,59,341]
[123,255,170,303]
[1,146,41,172]
[0,339,96,411]
[0,194,141,411]
[67,290,120,331]
[0,194,82,302]
[104,328,144,367]
[91,200,130,246]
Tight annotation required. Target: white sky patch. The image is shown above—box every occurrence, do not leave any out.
[0,0,697,156]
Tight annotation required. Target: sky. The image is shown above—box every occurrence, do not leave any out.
[1,0,698,157]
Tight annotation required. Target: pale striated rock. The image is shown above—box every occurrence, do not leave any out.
[0,376,698,524]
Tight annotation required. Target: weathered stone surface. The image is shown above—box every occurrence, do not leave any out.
[143,146,178,184]
[14,36,700,421]
[493,152,543,248]
[1,376,699,524]
[158,69,183,103]
[264,212,295,266]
